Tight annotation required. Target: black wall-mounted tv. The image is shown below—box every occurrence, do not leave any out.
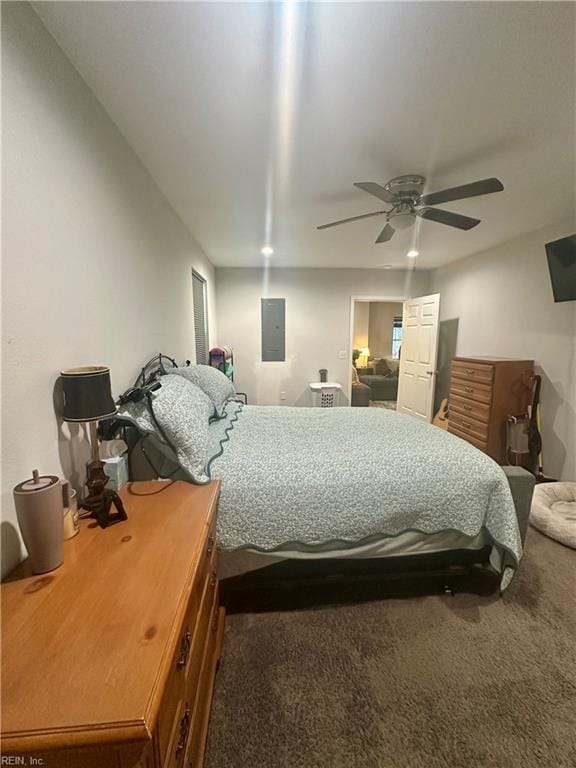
[545,234,576,302]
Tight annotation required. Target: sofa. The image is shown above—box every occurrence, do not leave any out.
[359,357,399,401]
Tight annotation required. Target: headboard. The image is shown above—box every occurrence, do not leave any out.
[133,353,184,388]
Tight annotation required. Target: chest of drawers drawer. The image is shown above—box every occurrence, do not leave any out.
[450,376,493,406]
[448,423,488,452]
[451,360,494,386]
[449,394,490,424]
[449,411,489,441]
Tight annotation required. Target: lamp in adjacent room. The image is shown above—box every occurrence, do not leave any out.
[358,347,370,368]
[61,366,127,528]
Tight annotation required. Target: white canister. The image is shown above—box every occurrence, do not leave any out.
[13,470,64,574]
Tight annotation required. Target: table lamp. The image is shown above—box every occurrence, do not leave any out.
[61,366,127,528]
[358,347,370,368]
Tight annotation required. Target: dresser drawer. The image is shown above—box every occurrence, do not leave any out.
[186,588,222,768]
[448,424,488,453]
[164,697,192,768]
[449,411,489,442]
[165,581,220,768]
[184,559,218,706]
[157,522,218,763]
[450,376,492,406]
[449,394,490,425]
[451,360,494,386]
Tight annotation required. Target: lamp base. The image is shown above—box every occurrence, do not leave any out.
[83,460,127,529]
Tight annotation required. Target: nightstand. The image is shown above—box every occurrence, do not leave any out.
[1,480,223,768]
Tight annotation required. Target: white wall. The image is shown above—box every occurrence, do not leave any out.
[1,3,216,576]
[216,268,431,406]
[431,220,576,481]
[368,302,403,359]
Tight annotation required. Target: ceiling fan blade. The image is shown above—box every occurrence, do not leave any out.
[420,177,504,206]
[317,209,386,230]
[354,182,396,204]
[375,223,395,243]
[418,207,480,230]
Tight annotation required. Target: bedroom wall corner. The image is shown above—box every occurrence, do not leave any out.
[1,2,216,577]
[430,220,576,481]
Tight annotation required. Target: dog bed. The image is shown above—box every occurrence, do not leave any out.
[530,482,576,549]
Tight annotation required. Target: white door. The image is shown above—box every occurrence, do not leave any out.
[396,293,440,421]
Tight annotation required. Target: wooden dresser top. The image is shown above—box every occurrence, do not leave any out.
[1,480,220,752]
[453,356,534,364]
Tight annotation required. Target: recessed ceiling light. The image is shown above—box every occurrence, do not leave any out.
[381,264,393,270]
[407,250,419,259]
[261,246,274,257]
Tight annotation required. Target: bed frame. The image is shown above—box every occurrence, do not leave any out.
[219,549,501,613]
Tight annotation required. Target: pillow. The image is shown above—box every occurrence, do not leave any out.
[374,358,391,376]
[119,374,213,483]
[172,365,235,418]
[385,357,400,375]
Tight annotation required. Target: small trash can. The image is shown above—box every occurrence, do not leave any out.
[309,382,342,407]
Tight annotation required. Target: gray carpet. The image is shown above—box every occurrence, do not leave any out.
[206,529,576,768]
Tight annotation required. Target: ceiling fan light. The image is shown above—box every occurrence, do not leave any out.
[407,250,419,259]
[391,212,416,230]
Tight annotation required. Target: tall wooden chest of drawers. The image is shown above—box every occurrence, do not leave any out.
[448,357,533,464]
[1,480,224,768]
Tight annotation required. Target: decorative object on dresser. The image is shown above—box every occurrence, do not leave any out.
[448,357,534,465]
[1,480,224,768]
[61,365,127,528]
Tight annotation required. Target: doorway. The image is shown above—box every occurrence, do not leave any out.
[349,297,404,409]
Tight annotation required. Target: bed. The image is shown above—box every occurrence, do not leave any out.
[111,360,533,607]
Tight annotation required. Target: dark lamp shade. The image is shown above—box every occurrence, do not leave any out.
[61,366,117,423]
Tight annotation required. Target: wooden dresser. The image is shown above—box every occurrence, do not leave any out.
[448,356,533,464]
[1,480,224,768]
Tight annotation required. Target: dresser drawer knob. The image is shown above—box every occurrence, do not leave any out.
[175,704,191,756]
[461,420,471,429]
[463,405,472,411]
[465,368,475,375]
[206,535,214,557]
[464,386,473,393]
[177,630,191,670]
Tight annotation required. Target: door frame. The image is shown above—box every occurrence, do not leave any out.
[347,295,408,405]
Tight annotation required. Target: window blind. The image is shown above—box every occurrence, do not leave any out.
[192,270,208,365]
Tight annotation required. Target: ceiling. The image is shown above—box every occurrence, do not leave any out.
[34,2,575,269]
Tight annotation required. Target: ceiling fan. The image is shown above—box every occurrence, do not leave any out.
[317,175,504,244]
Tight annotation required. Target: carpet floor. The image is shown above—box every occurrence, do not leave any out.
[205,529,576,768]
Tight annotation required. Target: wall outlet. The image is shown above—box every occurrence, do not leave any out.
[280,391,286,401]
[338,350,348,360]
